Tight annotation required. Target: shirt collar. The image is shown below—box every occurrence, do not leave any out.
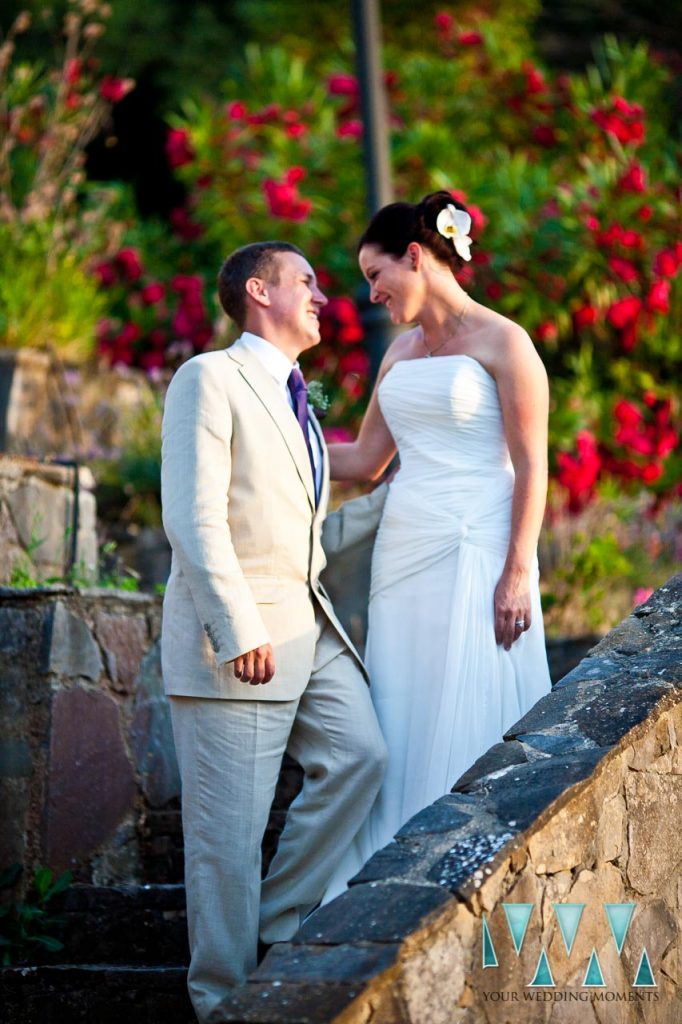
[239,331,295,390]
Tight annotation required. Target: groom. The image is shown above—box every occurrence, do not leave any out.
[160,240,387,1023]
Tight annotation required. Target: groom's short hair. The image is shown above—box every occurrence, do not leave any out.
[218,241,304,329]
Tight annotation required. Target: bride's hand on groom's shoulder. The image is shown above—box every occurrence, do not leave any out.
[493,571,531,652]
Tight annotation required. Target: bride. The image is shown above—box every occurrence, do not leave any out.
[322,191,552,901]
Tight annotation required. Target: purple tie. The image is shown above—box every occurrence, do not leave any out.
[287,367,317,499]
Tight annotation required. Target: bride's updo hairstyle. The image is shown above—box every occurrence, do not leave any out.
[358,190,471,274]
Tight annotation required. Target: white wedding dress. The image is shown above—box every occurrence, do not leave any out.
[323,354,552,902]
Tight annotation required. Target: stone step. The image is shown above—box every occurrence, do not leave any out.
[53,883,189,966]
[0,964,195,1023]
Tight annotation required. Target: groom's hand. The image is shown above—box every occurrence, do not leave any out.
[233,644,275,685]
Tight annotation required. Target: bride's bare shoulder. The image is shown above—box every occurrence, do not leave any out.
[381,328,421,373]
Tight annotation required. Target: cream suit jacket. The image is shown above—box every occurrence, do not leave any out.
[160,338,365,700]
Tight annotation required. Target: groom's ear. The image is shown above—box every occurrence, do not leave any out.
[245,276,272,308]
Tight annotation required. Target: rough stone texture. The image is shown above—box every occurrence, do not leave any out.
[213,573,682,1024]
[130,642,181,808]
[625,771,682,895]
[94,609,149,693]
[0,588,176,888]
[46,686,137,872]
[0,455,97,583]
[44,601,104,681]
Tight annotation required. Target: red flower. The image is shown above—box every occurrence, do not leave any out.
[65,58,81,86]
[573,304,598,329]
[618,162,646,193]
[139,350,166,373]
[339,349,370,377]
[100,76,133,103]
[606,296,641,329]
[227,101,247,120]
[285,122,307,139]
[337,120,363,139]
[614,399,642,428]
[591,99,645,146]
[320,297,364,346]
[171,274,203,296]
[646,280,671,314]
[608,256,639,284]
[653,248,680,278]
[523,63,547,96]
[638,205,653,222]
[92,261,117,288]
[619,229,644,250]
[556,431,601,513]
[170,207,204,241]
[434,12,455,34]
[166,128,194,169]
[531,124,558,147]
[323,426,353,444]
[116,248,143,283]
[458,31,483,45]
[140,283,166,306]
[263,175,311,221]
[536,320,558,343]
[328,74,358,96]
[285,166,306,185]
[485,282,504,301]
[641,463,663,483]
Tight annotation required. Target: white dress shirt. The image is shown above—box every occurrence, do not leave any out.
[238,332,323,498]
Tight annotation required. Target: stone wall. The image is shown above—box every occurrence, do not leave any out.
[0,587,179,888]
[212,573,682,1024]
[0,456,97,585]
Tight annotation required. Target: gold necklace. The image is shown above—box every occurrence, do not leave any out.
[422,296,469,358]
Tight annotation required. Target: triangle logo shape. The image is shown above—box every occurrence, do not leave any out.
[528,948,555,987]
[503,903,533,956]
[482,913,498,968]
[583,948,606,987]
[633,948,656,987]
[604,903,636,954]
[553,903,585,956]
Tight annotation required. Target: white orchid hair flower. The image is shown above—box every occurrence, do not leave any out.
[436,204,473,261]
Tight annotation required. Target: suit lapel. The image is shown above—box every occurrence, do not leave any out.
[226,344,316,511]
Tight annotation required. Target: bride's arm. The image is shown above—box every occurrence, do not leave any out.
[328,337,409,481]
[329,384,397,481]
[492,328,549,649]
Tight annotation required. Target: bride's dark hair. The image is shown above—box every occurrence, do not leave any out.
[358,190,471,273]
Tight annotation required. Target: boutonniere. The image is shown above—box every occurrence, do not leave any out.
[307,380,330,418]
[436,205,473,262]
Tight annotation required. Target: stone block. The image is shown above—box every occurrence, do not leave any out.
[428,825,516,895]
[130,643,181,808]
[44,601,103,681]
[453,740,528,792]
[573,677,672,748]
[396,796,472,838]
[595,793,626,864]
[528,795,599,875]
[621,898,677,989]
[625,771,682,896]
[254,941,400,983]
[94,609,148,693]
[0,501,22,584]
[480,749,606,834]
[295,882,451,945]
[350,840,424,885]
[46,687,136,872]
[0,737,32,778]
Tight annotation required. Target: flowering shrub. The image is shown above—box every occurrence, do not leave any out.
[5,4,680,621]
[0,1,133,358]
